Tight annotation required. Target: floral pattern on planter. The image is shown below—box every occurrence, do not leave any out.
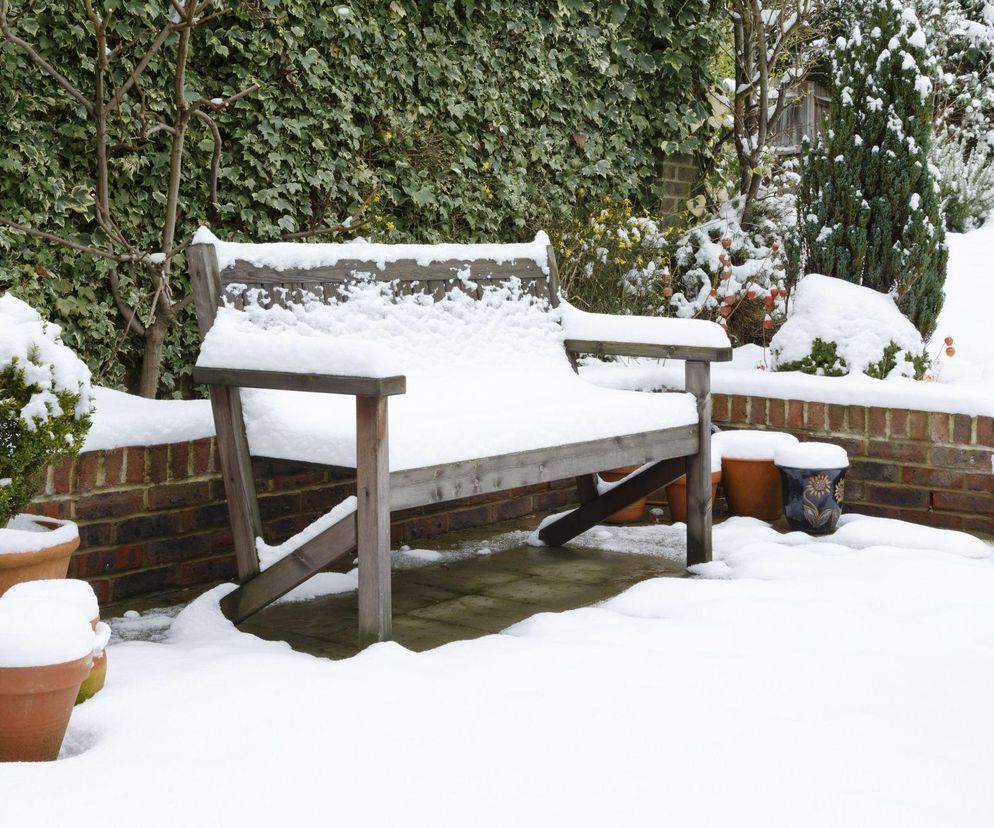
[779,466,847,535]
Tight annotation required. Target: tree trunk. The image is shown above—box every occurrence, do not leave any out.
[138,318,169,398]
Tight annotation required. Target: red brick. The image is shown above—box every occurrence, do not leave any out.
[908,411,929,441]
[827,436,867,458]
[115,512,182,544]
[931,446,993,471]
[78,521,115,548]
[397,513,449,541]
[849,460,898,483]
[74,452,102,491]
[930,413,951,443]
[749,397,768,425]
[867,441,929,464]
[962,515,994,538]
[901,467,964,489]
[787,399,804,429]
[271,468,328,491]
[258,492,301,520]
[147,444,169,483]
[125,447,145,484]
[977,417,994,448]
[147,481,211,511]
[146,533,212,565]
[51,458,73,494]
[898,510,961,531]
[185,502,232,532]
[768,398,786,428]
[731,395,749,424]
[932,490,994,513]
[493,497,535,522]
[889,409,909,438]
[88,579,111,605]
[191,439,213,475]
[178,556,238,587]
[847,406,866,433]
[803,402,824,432]
[103,449,126,486]
[110,566,174,601]
[844,479,865,503]
[868,408,887,437]
[28,498,72,520]
[448,504,493,531]
[864,484,930,509]
[74,545,145,577]
[963,474,994,494]
[827,405,846,432]
[952,415,974,446]
[169,442,190,480]
[711,394,731,422]
[534,488,577,512]
[76,490,146,521]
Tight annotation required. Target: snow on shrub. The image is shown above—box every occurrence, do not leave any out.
[669,181,796,345]
[931,132,994,232]
[0,294,93,527]
[770,275,929,379]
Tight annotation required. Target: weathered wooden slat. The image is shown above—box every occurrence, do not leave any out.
[575,473,599,503]
[193,366,407,398]
[545,244,561,308]
[685,360,713,566]
[389,423,698,510]
[221,258,548,286]
[564,338,734,363]
[219,509,358,624]
[356,396,392,647]
[537,457,687,547]
[189,243,264,581]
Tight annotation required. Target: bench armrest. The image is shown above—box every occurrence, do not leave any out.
[559,303,733,363]
[193,366,406,397]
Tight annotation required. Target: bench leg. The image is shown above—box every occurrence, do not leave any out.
[685,360,713,566]
[356,395,392,647]
[575,474,599,504]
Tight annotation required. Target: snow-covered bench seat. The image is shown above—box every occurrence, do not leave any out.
[189,228,732,643]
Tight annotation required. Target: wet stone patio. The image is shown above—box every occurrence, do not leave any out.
[104,516,690,659]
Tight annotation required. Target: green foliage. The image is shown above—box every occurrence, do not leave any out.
[0,0,722,397]
[800,0,947,338]
[552,198,682,316]
[863,341,929,381]
[0,352,91,526]
[775,337,848,377]
[931,132,994,232]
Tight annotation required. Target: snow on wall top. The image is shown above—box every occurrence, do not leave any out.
[192,227,551,274]
[559,301,731,350]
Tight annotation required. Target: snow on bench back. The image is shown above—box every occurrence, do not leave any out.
[193,229,568,383]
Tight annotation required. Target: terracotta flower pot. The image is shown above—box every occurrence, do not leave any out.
[76,617,108,705]
[0,653,92,762]
[0,517,80,598]
[721,458,784,521]
[599,466,646,524]
[663,470,722,525]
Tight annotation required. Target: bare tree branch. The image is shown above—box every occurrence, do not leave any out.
[108,267,148,338]
[0,0,93,114]
[0,217,142,261]
[193,110,222,222]
[280,185,381,241]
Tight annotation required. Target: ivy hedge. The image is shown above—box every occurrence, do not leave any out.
[0,0,721,396]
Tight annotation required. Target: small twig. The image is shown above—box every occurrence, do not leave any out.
[280,185,381,241]
[193,110,222,221]
[0,217,142,261]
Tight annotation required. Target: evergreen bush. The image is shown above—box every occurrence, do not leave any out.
[800,0,947,338]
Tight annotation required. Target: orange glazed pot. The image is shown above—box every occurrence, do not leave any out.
[0,654,92,762]
[721,458,784,521]
[663,470,722,525]
[599,466,647,524]
[0,518,80,598]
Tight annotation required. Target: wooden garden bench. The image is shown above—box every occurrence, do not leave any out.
[188,229,732,646]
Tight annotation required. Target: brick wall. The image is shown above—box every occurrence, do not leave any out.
[658,153,698,221]
[25,395,994,604]
[27,439,578,605]
[713,395,994,538]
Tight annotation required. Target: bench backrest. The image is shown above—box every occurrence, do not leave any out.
[189,230,559,334]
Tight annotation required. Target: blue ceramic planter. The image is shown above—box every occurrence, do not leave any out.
[778,466,847,535]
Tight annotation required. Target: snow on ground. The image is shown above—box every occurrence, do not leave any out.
[3,516,993,827]
[582,226,992,416]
